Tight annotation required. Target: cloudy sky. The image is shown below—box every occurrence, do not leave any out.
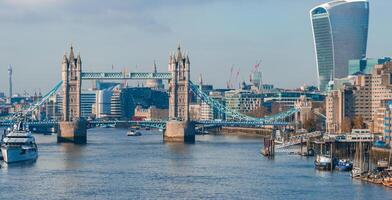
[0,0,391,94]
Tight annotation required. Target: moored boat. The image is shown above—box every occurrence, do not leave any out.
[382,177,392,188]
[335,159,353,171]
[351,167,362,178]
[314,155,333,170]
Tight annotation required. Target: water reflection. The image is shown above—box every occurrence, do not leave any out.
[59,143,86,169]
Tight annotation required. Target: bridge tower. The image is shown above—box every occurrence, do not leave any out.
[58,46,87,144]
[164,45,195,143]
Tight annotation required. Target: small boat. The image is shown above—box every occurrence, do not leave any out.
[1,122,38,163]
[351,167,362,178]
[314,155,333,170]
[335,159,353,171]
[127,130,142,136]
[377,160,389,169]
[382,177,392,188]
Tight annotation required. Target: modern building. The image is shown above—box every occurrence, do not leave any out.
[310,0,369,92]
[93,88,114,119]
[80,91,96,119]
[348,57,391,75]
[224,90,263,119]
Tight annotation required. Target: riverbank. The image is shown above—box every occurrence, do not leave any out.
[212,127,272,137]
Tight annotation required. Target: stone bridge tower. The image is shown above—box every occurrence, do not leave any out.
[165,45,195,143]
[168,45,190,121]
[59,46,87,144]
[62,46,82,121]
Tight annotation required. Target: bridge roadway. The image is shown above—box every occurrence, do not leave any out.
[0,119,290,129]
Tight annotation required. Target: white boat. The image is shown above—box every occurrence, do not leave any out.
[127,130,142,136]
[351,167,362,178]
[1,122,38,163]
[314,155,333,170]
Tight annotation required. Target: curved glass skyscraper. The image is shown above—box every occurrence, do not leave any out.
[310,0,369,92]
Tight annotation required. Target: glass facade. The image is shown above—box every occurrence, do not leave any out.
[348,57,391,75]
[311,0,369,92]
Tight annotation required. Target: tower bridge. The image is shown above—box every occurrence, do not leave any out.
[3,45,300,144]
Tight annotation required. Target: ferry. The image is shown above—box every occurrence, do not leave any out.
[1,122,38,163]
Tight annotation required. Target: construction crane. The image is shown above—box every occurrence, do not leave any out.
[226,65,235,89]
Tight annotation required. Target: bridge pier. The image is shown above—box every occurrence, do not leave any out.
[58,119,87,144]
[164,120,195,143]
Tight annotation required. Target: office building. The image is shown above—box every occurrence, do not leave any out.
[310,0,369,92]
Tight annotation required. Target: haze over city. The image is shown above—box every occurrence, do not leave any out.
[1,0,392,94]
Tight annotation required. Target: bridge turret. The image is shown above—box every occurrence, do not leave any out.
[59,46,87,144]
[168,45,190,121]
[77,53,82,70]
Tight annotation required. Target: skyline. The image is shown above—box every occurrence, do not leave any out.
[1,0,392,94]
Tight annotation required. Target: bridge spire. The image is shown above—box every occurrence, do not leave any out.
[69,45,75,61]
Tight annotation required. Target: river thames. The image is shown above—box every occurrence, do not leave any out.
[1,128,391,200]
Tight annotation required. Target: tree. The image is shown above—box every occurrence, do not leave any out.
[352,115,365,129]
[341,117,352,133]
[303,117,317,132]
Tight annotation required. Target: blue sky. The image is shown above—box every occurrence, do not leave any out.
[0,0,391,94]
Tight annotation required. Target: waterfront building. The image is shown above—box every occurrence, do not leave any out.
[381,100,392,145]
[189,103,201,120]
[110,85,122,119]
[326,86,353,134]
[310,0,369,92]
[45,94,62,120]
[224,90,263,119]
[263,91,325,113]
[326,61,392,133]
[93,89,113,119]
[348,57,391,75]
[134,105,168,120]
[199,91,226,120]
[80,91,96,119]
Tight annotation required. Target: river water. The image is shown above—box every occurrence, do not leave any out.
[0,128,391,200]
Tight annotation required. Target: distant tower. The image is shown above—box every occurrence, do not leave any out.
[8,65,12,102]
[61,46,82,121]
[145,61,164,90]
[168,45,190,121]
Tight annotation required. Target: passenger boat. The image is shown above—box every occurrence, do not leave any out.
[314,155,333,170]
[1,122,38,163]
[127,130,142,136]
[335,159,353,171]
